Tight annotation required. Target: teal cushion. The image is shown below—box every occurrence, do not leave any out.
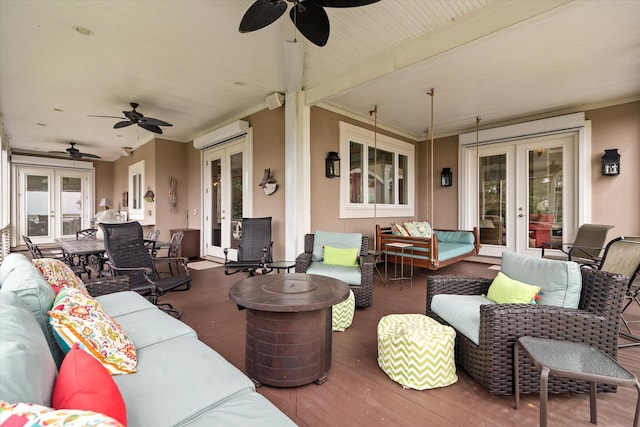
[312,231,362,262]
[500,251,581,308]
[435,230,475,244]
[0,292,58,406]
[306,262,362,286]
[0,254,64,367]
[438,242,475,261]
[430,294,494,346]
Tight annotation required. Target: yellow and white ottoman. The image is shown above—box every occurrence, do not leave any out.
[377,314,457,390]
[332,289,355,332]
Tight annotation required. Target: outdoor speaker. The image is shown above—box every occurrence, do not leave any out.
[266,92,284,110]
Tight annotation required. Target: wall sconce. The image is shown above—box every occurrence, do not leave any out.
[258,168,278,196]
[325,151,341,178]
[601,149,620,176]
[440,168,453,187]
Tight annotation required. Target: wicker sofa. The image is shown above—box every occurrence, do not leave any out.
[376,224,479,271]
[426,265,627,396]
[295,232,374,308]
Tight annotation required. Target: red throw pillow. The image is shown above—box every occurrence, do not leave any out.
[51,343,127,426]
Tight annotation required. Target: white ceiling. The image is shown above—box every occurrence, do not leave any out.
[1,0,639,161]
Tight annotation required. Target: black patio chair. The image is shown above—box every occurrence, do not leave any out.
[224,217,273,277]
[99,222,191,318]
[23,235,91,280]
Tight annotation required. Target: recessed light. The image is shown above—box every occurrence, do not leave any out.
[73,25,94,36]
[36,123,47,126]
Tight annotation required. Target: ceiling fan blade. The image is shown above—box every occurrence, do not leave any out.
[138,122,163,134]
[114,120,135,129]
[141,117,173,127]
[88,115,127,119]
[291,0,330,47]
[79,152,101,159]
[239,0,287,33]
[314,0,380,7]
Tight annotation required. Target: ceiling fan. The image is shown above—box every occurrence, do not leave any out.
[49,142,101,159]
[239,0,380,47]
[90,102,173,134]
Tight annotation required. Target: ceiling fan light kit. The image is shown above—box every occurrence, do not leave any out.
[239,0,380,47]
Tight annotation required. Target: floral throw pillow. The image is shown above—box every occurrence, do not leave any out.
[48,288,137,375]
[403,221,422,237]
[415,221,433,238]
[0,401,124,427]
[391,223,409,237]
[32,258,89,296]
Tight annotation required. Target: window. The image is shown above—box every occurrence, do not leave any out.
[128,160,145,221]
[339,122,414,218]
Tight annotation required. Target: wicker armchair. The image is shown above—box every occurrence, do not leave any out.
[295,233,374,308]
[426,267,627,395]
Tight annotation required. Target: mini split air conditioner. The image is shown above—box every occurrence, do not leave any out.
[266,92,284,110]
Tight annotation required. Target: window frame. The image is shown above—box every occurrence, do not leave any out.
[128,160,145,221]
[339,121,415,219]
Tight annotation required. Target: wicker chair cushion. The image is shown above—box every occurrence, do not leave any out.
[501,251,581,308]
[306,262,362,286]
[311,231,363,262]
[430,294,494,345]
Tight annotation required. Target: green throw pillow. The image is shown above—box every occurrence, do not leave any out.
[487,272,542,304]
[323,246,359,266]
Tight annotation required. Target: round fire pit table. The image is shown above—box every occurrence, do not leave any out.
[229,273,349,387]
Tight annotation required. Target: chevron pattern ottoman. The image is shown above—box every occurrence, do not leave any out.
[332,289,355,332]
[377,314,457,390]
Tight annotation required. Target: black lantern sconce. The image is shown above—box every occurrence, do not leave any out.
[601,149,620,176]
[440,167,453,187]
[325,151,341,178]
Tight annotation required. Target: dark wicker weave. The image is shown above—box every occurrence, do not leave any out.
[100,222,191,318]
[84,275,131,297]
[295,233,374,308]
[426,267,627,396]
[224,217,273,277]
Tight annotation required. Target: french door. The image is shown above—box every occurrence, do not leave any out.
[202,138,247,260]
[14,165,93,245]
[462,132,577,258]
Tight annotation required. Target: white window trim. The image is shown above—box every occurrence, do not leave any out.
[128,160,145,221]
[339,121,415,219]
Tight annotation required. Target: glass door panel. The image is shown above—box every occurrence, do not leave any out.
[60,176,82,236]
[479,154,506,247]
[203,137,246,260]
[26,173,51,238]
[526,147,563,249]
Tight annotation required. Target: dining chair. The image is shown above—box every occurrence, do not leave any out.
[596,236,640,348]
[224,217,273,277]
[22,235,91,280]
[100,222,191,318]
[541,223,614,266]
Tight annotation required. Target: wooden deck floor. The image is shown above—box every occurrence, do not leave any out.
[165,261,640,427]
